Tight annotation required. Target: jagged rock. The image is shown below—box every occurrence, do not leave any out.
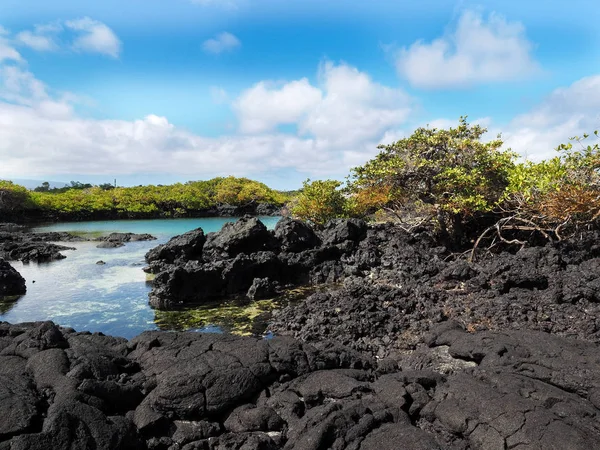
[0,229,87,263]
[320,218,368,246]
[203,216,278,261]
[0,258,26,296]
[0,321,600,449]
[145,228,206,265]
[274,217,320,253]
[146,217,370,309]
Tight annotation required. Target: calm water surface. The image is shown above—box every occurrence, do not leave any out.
[0,217,280,338]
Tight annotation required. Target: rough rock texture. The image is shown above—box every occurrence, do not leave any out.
[0,228,83,263]
[1,320,600,449]
[269,224,600,359]
[146,216,368,309]
[95,233,156,249]
[145,228,206,268]
[0,258,26,296]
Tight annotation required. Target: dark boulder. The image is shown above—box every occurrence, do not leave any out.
[145,228,206,265]
[203,216,278,261]
[320,218,367,246]
[148,262,225,309]
[0,258,26,296]
[274,217,320,253]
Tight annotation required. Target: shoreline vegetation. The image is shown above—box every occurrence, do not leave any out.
[0,176,292,223]
[3,118,597,255]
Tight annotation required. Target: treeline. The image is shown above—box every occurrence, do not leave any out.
[0,177,288,222]
[292,118,600,252]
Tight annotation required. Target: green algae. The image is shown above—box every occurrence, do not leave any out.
[153,286,320,336]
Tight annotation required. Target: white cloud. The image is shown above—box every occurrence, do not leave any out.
[234,78,322,133]
[15,23,62,52]
[396,10,539,89]
[0,65,74,118]
[0,28,22,63]
[501,75,600,160]
[65,17,121,58]
[0,59,413,181]
[234,62,412,147]
[202,32,240,54]
[301,62,412,146]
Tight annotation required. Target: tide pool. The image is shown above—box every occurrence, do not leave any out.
[0,217,281,338]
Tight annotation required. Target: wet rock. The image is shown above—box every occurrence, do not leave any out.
[0,258,26,296]
[96,232,156,248]
[0,229,86,263]
[247,277,278,301]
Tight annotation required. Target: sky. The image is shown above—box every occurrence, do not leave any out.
[0,0,599,190]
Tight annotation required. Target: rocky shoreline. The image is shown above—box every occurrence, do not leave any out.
[0,228,156,263]
[3,202,282,224]
[1,217,600,448]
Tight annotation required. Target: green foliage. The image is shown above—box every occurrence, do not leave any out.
[7,177,286,220]
[348,118,517,237]
[0,180,35,212]
[504,131,600,224]
[291,179,347,226]
[351,117,516,216]
[213,176,285,206]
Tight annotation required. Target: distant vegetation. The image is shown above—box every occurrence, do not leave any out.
[291,118,600,252]
[0,177,289,221]
[4,117,600,253]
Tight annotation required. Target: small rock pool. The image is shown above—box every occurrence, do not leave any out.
[0,217,283,339]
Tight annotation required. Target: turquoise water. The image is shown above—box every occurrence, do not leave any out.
[0,217,280,338]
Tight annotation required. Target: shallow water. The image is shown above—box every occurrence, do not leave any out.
[0,217,281,338]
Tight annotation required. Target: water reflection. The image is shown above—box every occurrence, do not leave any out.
[0,295,23,314]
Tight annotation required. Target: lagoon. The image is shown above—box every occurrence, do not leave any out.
[0,217,281,339]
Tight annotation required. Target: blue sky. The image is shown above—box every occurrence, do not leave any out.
[0,0,599,189]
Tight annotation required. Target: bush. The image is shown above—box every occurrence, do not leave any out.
[349,117,516,239]
[291,179,347,226]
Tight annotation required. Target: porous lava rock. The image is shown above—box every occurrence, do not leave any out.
[1,320,600,449]
[146,217,368,309]
[0,228,83,263]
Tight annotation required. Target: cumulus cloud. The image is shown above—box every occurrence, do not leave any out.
[202,32,241,54]
[235,62,412,147]
[0,60,413,181]
[15,23,62,52]
[502,75,600,160]
[234,78,322,133]
[65,17,121,58]
[396,10,539,89]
